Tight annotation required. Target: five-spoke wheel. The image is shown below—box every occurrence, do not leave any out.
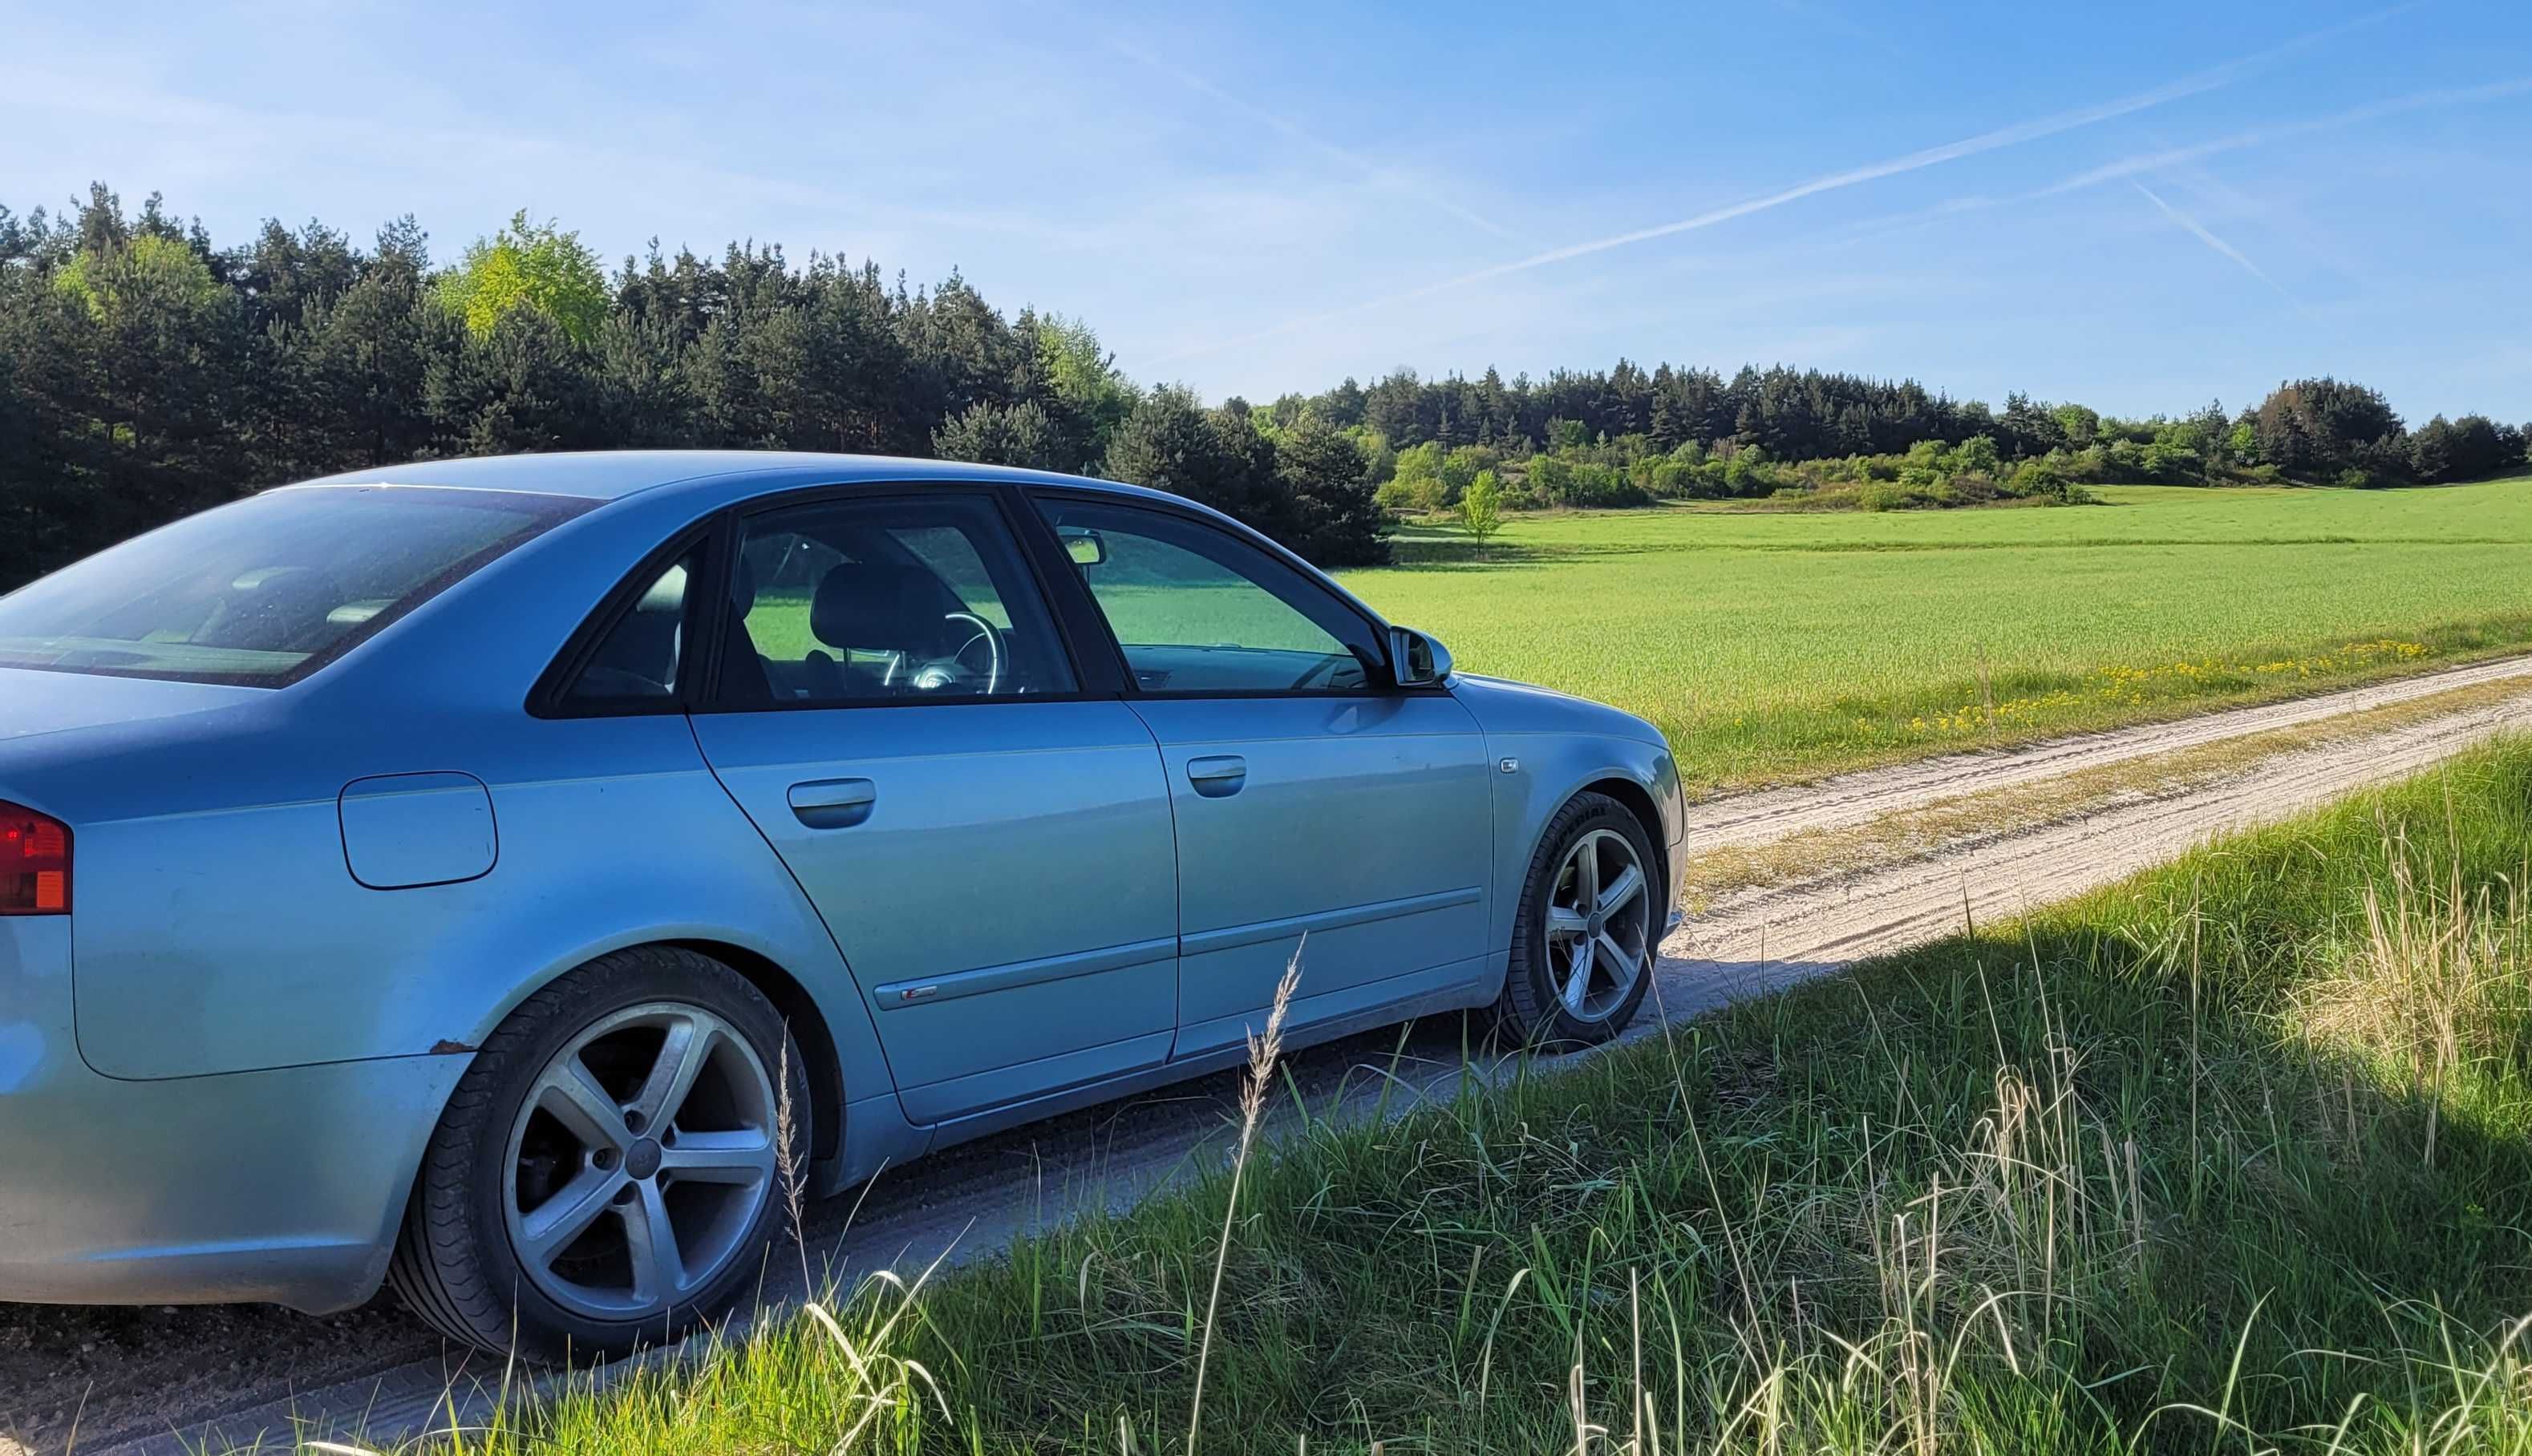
[1496,791,1661,1048]
[506,1004,779,1321]
[391,947,807,1360]
[1541,827,1653,1023]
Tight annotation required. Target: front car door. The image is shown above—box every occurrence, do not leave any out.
[686,488,1180,1126]
[1027,492,1494,1061]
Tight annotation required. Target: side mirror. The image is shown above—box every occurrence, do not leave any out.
[1059,527,1108,567]
[1387,625,1453,687]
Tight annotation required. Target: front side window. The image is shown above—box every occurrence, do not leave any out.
[0,486,590,686]
[717,494,1074,706]
[1035,498,1380,693]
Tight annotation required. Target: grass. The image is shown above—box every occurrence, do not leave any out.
[1338,477,2532,792]
[329,738,2532,1454]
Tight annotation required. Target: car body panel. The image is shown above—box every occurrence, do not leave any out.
[1124,693,1497,1059]
[0,451,1683,1315]
[688,700,1183,1124]
[1446,673,1685,948]
[0,913,462,1312]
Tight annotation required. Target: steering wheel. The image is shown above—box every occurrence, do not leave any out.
[940,611,1003,694]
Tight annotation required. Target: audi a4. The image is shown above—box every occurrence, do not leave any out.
[0,451,1683,1357]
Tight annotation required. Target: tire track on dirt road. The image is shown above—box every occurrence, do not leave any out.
[1684,651,2532,851]
[19,656,2532,1455]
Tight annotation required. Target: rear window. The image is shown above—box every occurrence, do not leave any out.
[0,485,592,686]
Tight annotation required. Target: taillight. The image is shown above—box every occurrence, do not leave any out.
[0,801,71,915]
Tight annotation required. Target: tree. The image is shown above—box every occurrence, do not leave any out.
[934,398,1066,471]
[1033,313,1136,457]
[436,212,609,345]
[1271,414,1388,567]
[1104,386,1273,526]
[1460,469,1504,541]
[2254,378,2404,480]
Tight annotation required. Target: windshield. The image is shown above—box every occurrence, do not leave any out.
[0,485,593,686]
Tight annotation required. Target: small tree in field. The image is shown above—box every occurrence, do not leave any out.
[1460,469,1504,540]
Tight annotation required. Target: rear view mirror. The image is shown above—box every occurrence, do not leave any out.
[1059,528,1108,566]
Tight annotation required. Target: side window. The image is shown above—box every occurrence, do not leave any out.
[1035,498,1380,694]
[716,494,1075,706]
[565,548,697,704]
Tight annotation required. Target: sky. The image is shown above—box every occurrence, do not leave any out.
[3,0,2527,423]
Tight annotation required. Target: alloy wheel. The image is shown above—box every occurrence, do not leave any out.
[502,1002,780,1320]
[1543,827,1652,1022]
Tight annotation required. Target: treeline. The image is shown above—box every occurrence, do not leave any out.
[4,186,2526,590]
[0,186,1381,591]
[1275,366,2529,509]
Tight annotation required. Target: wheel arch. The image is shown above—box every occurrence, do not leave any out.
[665,938,847,1166]
[1485,740,1679,959]
[1574,775,1670,892]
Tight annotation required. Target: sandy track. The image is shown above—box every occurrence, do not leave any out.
[14,664,2532,1454]
[1684,652,2532,851]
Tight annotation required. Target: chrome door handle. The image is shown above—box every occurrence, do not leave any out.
[789,778,877,827]
[1185,755,1246,798]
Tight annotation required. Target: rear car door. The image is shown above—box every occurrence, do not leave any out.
[686,488,1180,1126]
[1027,492,1494,1061]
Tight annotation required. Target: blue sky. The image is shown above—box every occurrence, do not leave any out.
[4,0,2526,422]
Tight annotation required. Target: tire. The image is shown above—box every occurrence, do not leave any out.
[389,945,810,1361]
[1493,792,1659,1051]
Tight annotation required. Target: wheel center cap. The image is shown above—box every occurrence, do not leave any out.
[624,1138,663,1180]
[1587,911,1606,937]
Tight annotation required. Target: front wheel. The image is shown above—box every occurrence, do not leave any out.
[1493,792,1659,1050]
[389,946,808,1361]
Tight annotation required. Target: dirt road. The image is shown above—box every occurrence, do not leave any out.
[13,654,2532,1455]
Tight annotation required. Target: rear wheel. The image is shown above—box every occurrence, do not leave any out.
[1494,792,1658,1050]
[390,946,808,1361]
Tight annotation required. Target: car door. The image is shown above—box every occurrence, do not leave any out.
[687,488,1180,1126]
[1027,492,1494,1062]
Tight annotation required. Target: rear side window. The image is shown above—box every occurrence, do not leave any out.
[716,494,1076,706]
[0,486,590,686]
[564,551,698,705]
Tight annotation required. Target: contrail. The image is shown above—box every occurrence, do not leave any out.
[1108,38,1535,246]
[1146,2,2414,367]
[2133,180,2290,295]
[2044,75,2532,194]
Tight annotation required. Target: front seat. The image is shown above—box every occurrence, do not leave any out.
[804,561,967,697]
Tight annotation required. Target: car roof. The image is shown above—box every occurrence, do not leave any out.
[290,451,1161,506]
[284,450,1400,645]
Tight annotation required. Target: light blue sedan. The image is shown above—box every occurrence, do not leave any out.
[0,453,1683,1357]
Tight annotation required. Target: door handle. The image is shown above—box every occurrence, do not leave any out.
[788,778,877,828]
[1185,755,1247,798]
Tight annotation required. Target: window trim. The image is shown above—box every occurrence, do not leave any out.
[1021,487,1434,702]
[691,482,1108,715]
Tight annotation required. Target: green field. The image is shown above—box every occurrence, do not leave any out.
[1342,478,2532,791]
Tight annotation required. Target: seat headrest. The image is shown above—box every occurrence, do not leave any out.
[810,562,960,653]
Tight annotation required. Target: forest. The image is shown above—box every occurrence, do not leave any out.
[2,184,2525,589]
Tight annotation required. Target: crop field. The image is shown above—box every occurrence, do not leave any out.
[1342,477,2532,791]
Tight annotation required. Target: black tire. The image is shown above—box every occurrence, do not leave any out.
[389,945,810,1361]
[1493,791,1659,1051]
